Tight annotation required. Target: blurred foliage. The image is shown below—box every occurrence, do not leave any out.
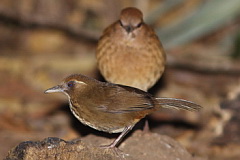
[150,0,240,49]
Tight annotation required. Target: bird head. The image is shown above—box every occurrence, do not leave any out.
[44,74,96,98]
[119,7,143,33]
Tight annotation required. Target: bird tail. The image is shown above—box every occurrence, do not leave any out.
[155,98,202,112]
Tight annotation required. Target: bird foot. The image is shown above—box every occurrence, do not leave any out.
[100,144,128,159]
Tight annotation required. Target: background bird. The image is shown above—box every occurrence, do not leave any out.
[96,7,165,91]
[45,74,201,148]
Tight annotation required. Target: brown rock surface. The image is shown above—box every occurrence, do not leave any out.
[5,131,203,160]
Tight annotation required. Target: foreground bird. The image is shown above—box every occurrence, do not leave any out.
[96,7,165,91]
[45,74,201,149]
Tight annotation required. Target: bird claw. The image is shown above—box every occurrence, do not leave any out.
[100,145,128,159]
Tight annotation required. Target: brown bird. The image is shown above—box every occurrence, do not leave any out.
[96,7,165,91]
[45,74,201,149]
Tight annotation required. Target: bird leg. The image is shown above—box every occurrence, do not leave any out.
[100,125,133,158]
[101,125,133,149]
[143,119,150,133]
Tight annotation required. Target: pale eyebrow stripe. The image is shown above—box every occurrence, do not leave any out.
[75,81,87,85]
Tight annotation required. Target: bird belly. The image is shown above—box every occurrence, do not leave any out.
[69,101,131,133]
[98,45,164,91]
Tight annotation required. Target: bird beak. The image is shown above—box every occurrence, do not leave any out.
[123,25,134,33]
[44,85,64,94]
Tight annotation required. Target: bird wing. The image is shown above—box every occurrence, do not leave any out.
[96,84,154,113]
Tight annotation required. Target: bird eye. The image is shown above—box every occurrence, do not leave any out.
[119,20,124,27]
[136,22,142,28]
[67,81,75,88]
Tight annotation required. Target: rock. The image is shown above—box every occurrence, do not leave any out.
[5,131,204,160]
[5,137,115,160]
